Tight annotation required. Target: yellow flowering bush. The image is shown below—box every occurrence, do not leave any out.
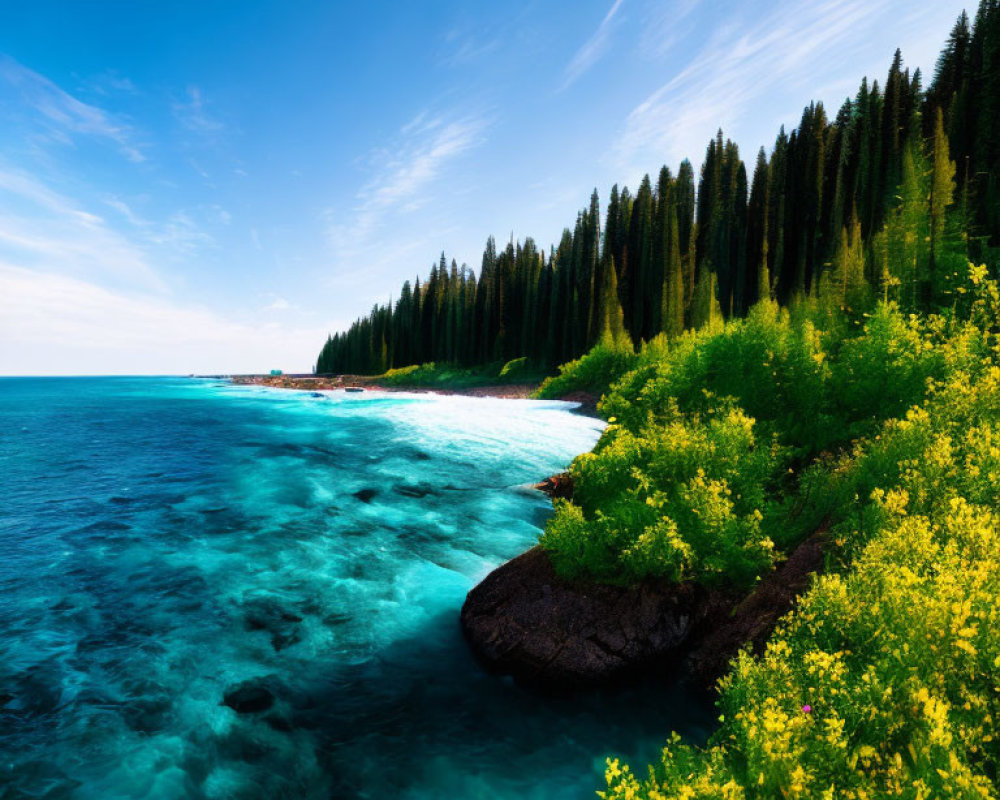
[601,267,1000,798]
[540,404,783,586]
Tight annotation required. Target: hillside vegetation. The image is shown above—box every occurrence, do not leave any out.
[591,267,1000,797]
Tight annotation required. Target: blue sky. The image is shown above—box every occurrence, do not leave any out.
[0,0,968,374]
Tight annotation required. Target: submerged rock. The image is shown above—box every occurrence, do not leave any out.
[223,683,275,714]
[461,547,716,687]
[353,488,378,503]
[242,597,304,652]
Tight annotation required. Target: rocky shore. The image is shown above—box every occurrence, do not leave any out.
[229,374,602,412]
[461,521,826,689]
[232,374,546,400]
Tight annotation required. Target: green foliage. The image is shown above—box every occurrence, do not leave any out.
[604,348,1000,799]
[498,356,529,379]
[591,265,1000,798]
[378,360,546,389]
[603,300,832,455]
[541,404,783,586]
[534,338,637,400]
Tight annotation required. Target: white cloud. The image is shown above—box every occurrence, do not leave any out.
[82,70,138,97]
[439,28,503,67]
[100,194,225,256]
[263,294,292,312]
[361,114,488,219]
[0,168,166,292]
[0,55,145,162]
[327,110,490,264]
[0,265,331,375]
[561,0,626,90]
[637,0,701,60]
[146,211,216,255]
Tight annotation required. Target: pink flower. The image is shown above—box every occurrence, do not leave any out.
[802,704,812,714]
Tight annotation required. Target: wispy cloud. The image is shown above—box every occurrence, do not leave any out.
[0,168,165,291]
[102,194,227,256]
[329,111,490,252]
[81,69,138,97]
[172,86,225,136]
[561,0,626,90]
[0,56,145,162]
[439,27,503,67]
[612,0,946,180]
[638,0,701,60]
[104,197,221,257]
[321,109,489,306]
[262,293,292,312]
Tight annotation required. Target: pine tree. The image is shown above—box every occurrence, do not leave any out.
[597,256,629,345]
[664,201,685,336]
[746,147,770,307]
[928,106,957,304]
[691,265,722,330]
[316,16,1000,375]
[820,210,867,311]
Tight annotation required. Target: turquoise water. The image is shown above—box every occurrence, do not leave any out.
[0,377,711,799]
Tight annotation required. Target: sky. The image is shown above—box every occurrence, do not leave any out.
[0,0,969,375]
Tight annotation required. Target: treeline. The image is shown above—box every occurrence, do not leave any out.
[317,3,1000,376]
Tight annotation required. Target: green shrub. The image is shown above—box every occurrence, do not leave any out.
[601,301,833,454]
[540,405,784,587]
[535,339,637,400]
[499,356,529,380]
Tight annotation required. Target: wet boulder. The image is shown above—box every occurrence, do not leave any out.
[463,533,828,688]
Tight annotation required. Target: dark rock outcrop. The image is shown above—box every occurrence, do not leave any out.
[461,547,721,686]
[461,533,827,688]
[686,530,827,682]
[533,472,574,501]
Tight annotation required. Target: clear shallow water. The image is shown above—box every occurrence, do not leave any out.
[0,377,712,800]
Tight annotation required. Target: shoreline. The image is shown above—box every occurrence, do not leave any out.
[229,374,602,416]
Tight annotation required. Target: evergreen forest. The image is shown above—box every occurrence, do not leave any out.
[316,4,999,376]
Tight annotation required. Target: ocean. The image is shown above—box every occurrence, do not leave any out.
[0,377,710,799]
